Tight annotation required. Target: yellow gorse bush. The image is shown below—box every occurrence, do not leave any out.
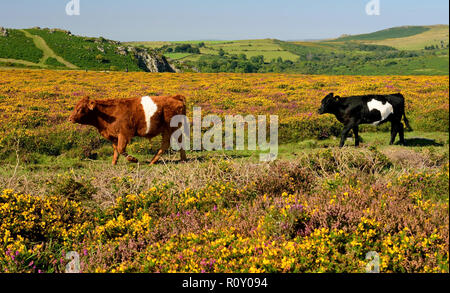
[2,179,447,273]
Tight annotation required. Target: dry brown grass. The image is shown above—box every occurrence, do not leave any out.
[1,146,447,208]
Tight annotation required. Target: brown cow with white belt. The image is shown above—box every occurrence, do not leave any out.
[69,95,187,165]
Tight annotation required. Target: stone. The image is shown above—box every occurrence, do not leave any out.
[116,46,128,56]
[131,47,178,72]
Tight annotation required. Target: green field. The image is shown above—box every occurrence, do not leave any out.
[131,39,300,62]
[367,25,450,50]
[200,39,300,62]
[132,39,302,62]
[163,52,194,60]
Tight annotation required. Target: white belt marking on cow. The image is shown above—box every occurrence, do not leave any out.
[141,96,158,134]
[367,99,393,126]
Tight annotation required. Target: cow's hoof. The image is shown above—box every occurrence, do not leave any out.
[127,157,139,163]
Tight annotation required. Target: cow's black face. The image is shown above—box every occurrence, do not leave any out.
[318,93,338,114]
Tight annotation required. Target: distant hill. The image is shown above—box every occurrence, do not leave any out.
[335,26,430,41]
[0,27,178,72]
[333,25,449,50]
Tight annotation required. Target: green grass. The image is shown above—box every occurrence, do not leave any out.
[13,130,447,169]
[1,127,447,169]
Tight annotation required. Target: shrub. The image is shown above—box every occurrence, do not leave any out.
[395,163,449,202]
[0,189,92,272]
[47,172,97,201]
[302,147,392,175]
[254,161,314,195]
[412,109,449,132]
[279,116,342,143]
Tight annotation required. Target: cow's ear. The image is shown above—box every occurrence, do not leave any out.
[88,100,96,111]
[335,95,341,100]
[328,93,334,98]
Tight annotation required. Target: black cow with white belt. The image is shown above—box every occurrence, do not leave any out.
[318,93,412,147]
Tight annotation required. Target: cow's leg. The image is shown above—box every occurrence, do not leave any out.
[149,132,170,165]
[353,126,360,147]
[398,122,406,145]
[389,122,398,145]
[112,143,119,165]
[339,124,353,148]
[180,149,187,162]
[117,134,138,163]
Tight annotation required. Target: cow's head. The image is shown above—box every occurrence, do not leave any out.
[69,96,96,124]
[318,93,340,114]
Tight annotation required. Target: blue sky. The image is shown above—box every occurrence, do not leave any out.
[0,0,448,41]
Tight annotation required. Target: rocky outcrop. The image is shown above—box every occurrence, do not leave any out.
[0,27,8,37]
[48,28,72,35]
[126,46,179,72]
[116,46,128,56]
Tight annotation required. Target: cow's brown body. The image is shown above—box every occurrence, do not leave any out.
[69,95,187,165]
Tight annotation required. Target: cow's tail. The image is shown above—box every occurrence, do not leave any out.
[396,93,413,131]
[403,113,412,131]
